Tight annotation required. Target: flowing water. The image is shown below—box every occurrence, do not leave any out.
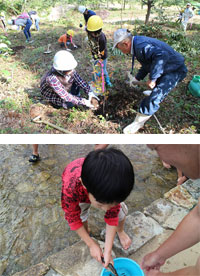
[0,144,177,276]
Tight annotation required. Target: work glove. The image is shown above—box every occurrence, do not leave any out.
[83,99,96,110]
[74,45,78,49]
[127,71,139,87]
[89,91,100,102]
[79,23,83,28]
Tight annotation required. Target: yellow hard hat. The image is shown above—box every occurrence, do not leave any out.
[87,15,103,32]
[67,29,74,37]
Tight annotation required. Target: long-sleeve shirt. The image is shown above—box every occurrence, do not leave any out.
[61,158,121,231]
[131,36,186,81]
[58,34,73,44]
[84,10,96,23]
[88,32,108,60]
[40,69,90,106]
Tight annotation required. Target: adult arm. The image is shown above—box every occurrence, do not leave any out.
[47,74,86,106]
[144,256,200,276]
[73,71,91,94]
[142,199,200,271]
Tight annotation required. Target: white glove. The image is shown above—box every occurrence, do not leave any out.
[66,48,72,52]
[127,71,139,87]
[89,91,100,102]
[74,45,78,49]
[84,99,95,109]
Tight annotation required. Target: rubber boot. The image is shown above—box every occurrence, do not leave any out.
[105,76,113,88]
[123,113,151,134]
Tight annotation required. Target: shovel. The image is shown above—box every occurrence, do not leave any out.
[32,115,73,134]
[44,44,52,54]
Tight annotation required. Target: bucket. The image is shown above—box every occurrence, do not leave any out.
[188,75,200,98]
[100,258,144,276]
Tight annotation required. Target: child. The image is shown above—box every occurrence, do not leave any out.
[7,12,33,43]
[40,50,98,109]
[86,15,113,87]
[58,29,77,50]
[61,148,134,268]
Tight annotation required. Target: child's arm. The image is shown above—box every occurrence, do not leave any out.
[76,226,103,263]
[104,224,117,267]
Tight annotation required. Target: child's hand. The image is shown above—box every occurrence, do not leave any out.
[103,252,113,268]
[89,241,103,263]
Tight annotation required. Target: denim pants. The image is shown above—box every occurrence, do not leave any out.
[35,19,40,31]
[139,66,187,116]
[24,19,32,40]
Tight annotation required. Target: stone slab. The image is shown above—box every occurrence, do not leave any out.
[46,240,114,276]
[11,263,49,276]
[44,269,62,276]
[101,211,163,256]
[164,185,197,209]
[182,179,200,200]
[130,229,200,272]
[144,198,189,230]
[144,198,174,224]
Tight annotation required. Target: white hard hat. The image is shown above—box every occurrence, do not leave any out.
[78,5,86,14]
[187,3,191,6]
[7,19,13,25]
[53,50,77,71]
[113,28,132,50]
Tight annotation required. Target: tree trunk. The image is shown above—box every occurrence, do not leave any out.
[145,1,152,24]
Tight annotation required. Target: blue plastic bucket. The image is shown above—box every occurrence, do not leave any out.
[100,257,144,276]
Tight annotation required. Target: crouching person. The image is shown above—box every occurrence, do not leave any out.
[61,147,134,268]
[113,29,188,134]
[40,50,98,109]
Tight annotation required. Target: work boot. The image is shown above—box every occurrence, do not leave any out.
[105,76,113,88]
[123,113,151,134]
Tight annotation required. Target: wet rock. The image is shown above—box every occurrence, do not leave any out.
[46,240,111,276]
[0,259,8,275]
[101,211,163,256]
[182,179,200,200]
[11,263,49,276]
[144,198,189,230]
[164,186,197,209]
[144,199,174,224]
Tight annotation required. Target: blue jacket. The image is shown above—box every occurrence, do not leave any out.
[132,36,186,81]
[84,10,96,23]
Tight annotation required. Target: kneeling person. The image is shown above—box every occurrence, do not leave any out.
[40,50,97,109]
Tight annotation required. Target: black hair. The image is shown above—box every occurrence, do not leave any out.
[81,147,134,204]
[87,28,102,37]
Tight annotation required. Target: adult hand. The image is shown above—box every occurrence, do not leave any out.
[147,80,156,89]
[141,251,165,271]
[89,241,103,263]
